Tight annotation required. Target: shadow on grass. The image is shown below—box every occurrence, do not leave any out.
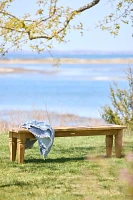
[24,145,107,164]
[24,152,125,164]
[0,181,29,188]
[24,156,85,164]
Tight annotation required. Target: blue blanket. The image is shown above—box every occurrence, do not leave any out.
[20,120,55,159]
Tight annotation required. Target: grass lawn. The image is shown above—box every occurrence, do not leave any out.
[0,131,133,200]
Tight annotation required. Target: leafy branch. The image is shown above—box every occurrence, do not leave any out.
[0,0,100,54]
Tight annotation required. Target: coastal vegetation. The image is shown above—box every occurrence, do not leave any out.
[101,66,133,197]
[101,66,133,130]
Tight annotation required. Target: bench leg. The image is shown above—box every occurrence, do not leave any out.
[115,130,123,158]
[9,133,17,161]
[106,135,113,158]
[17,134,26,164]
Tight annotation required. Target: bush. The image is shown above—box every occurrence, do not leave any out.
[101,66,133,129]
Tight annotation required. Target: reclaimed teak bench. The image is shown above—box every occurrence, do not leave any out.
[9,125,126,164]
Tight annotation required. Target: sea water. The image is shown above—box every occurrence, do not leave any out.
[0,58,132,118]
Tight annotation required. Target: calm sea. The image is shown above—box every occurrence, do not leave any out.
[0,52,133,119]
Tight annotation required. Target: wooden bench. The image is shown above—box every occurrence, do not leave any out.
[9,125,126,164]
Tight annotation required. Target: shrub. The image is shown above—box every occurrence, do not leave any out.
[101,66,133,129]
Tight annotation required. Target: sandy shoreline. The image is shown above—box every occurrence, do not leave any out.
[0,67,58,74]
[0,58,133,74]
[0,58,133,64]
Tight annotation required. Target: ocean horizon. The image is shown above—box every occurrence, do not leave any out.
[2,50,133,60]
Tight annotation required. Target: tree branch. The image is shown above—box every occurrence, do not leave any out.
[29,0,100,40]
[0,26,27,33]
[0,11,20,20]
[76,0,100,13]
[0,0,100,41]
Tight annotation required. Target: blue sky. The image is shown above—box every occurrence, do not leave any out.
[8,0,133,52]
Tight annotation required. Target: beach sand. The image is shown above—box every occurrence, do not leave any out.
[0,58,133,74]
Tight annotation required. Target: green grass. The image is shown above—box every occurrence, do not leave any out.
[0,131,133,200]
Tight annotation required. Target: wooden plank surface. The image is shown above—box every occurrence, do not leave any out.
[9,125,126,132]
[9,125,126,137]
[54,125,126,131]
